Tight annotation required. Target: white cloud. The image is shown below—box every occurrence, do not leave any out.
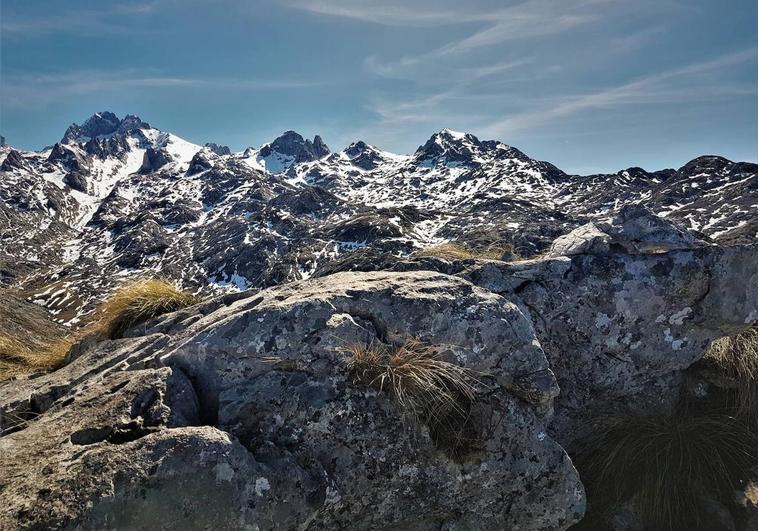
[479,46,758,136]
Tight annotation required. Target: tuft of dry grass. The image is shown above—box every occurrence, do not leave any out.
[90,279,200,339]
[574,412,758,530]
[0,279,199,380]
[344,339,484,457]
[0,334,73,380]
[413,242,514,262]
[703,327,758,421]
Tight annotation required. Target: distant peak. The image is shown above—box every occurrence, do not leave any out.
[414,129,483,164]
[343,140,387,170]
[260,131,330,164]
[62,112,151,144]
[204,142,231,156]
[344,140,373,157]
[439,128,468,140]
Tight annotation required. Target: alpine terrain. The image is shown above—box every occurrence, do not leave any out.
[1,112,755,324]
[1,112,757,531]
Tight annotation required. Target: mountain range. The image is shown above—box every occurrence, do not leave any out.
[1,111,756,324]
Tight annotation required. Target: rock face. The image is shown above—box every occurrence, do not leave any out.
[461,210,758,445]
[61,111,150,144]
[0,272,584,530]
[258,131,331,165]
[138,146,173,173]
[547,205,697,257]
[0,150,26,172]
[204,142,232,156]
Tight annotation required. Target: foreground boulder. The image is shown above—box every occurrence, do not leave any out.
[0,271,584,530]
[462,208,758,444]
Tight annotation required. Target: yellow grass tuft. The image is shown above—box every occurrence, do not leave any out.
[703,327,758,421]
[413,242,514,261]
[0,334,73,380]
[0,279,199,380]
[90,279,200,339]
[344,339,483,458]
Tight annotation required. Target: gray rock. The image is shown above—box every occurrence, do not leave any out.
[62,171,88,193]
[463,242,757,446]
[61,112,150,144]
[138,147,173,173]
[0,150,26,172]
[204,142,232,156]
[260,131,331,164]
[0,270,585,530]
[548,205,696,257]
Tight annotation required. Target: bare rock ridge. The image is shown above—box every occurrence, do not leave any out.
[1,207,756,530]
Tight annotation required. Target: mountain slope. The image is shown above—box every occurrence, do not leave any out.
[1,112,756,323]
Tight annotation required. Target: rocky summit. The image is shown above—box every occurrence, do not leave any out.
[0,112,757,530]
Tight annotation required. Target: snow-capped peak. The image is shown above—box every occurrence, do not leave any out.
[439,128,467,140]
[413,129,488,166]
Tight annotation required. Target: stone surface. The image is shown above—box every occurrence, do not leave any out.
[463,231,758,445]
[547,205,697,257]
[0,271,585,530]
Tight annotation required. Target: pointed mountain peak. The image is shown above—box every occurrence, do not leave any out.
[259,131,330,166]
[312,134,330,158]
[342,140,388,170]
[204,142,232,156]
[62,112,150,144]
[438,128,471,141]
[0,149,27,172]
[414,129,484,165]
[344,140,375,158]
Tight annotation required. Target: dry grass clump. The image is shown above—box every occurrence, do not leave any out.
[574,413,758,530]
[344,339,484,458]
[414,242,514,261]
[703,327,758,420]
[90,279,200,339]
[0,334,73,380]
[574,327,758,530]
[0,279,198,380]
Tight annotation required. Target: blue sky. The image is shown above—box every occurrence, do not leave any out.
[1,0,756,174]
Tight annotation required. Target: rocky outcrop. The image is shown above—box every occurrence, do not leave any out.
[0,271,584,530]
[61,112,150,144]
[546,205,696,257]
[0,150,26,172]
[259,131,331,164]
[138,147,173,174]
[204,142,232,156]
[461,209,758,445]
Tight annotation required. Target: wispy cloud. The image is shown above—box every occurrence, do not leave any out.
[291,0,647,60]
[1,70,327,109]
[1,1,167,38]
[352,45,758,153]
[479,46,758,136]
[113,2,162,15]
[283,0,490,27]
